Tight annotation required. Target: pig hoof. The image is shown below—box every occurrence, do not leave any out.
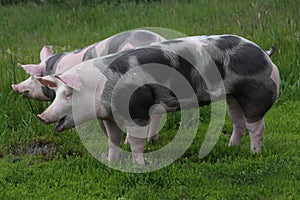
[100,153,108,160]
[228,135,241,147]
[251,147,261,154]
[134,158,145,165]
[148,134,158,143]
[229,139,240,147]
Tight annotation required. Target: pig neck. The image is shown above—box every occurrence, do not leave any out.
[44,53,66,76]
[54,47,92,75]
[90,63,110,120]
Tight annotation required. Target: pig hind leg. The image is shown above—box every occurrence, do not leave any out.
[147,114,162,142]
[233,79,277,153]
[226,95,246,147]
[246,118,265,154]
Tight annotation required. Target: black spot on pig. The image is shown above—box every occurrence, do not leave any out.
[44,53,65,75]
[41,86,56,100]
[83,45,98,61]
[212,58,225,79]
[215,35,241,51]
[231,78,277,122]
[161,40,184,45]
[129,85,154,126]
[227,43,270,76]
[104,47,212,118]
[108,31,131,54]
[108,47,208,96]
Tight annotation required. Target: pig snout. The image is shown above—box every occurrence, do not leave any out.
[37,114,50,124]
[12,84,21,94]
[12,83,29,96]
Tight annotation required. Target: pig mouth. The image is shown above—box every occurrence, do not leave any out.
[22,90,30,97]
[55,116,66,132]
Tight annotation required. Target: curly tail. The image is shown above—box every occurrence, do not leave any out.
[266,44,275,57]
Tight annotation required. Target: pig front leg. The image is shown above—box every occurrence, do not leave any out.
[226,96,246,146]
[103,120,123,162]
[127,126,148,165]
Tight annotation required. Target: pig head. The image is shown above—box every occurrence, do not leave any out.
[12,45,54,101]
[37,60,108,131]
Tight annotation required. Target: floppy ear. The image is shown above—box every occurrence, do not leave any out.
[36,76,57,89]
[40,45,53,61]
[56,73,82,91]
[18,63,44,76]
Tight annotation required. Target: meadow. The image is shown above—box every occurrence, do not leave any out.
[0,0,299,199]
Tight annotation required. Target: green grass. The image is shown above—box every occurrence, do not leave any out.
[0,0,300,199]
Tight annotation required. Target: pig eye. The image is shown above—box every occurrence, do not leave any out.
[64,91,72,99]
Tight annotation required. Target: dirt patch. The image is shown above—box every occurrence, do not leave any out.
[25,140,58,159]
[4,138,85,161]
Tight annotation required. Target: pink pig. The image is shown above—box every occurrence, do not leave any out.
[36,35,280,165]
[12,30,166,143]
[12,30,166,101]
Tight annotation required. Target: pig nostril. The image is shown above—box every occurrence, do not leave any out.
[12,84,21,94]
[11,84,17,92]
[37,114,48,124]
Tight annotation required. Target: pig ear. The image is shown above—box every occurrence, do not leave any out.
[18,63,44,76]
[40,45,53,61]
[56,73,82,90]
[37,77,57,89]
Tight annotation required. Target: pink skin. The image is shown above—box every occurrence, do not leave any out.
[37,61,108,131]
[14,35,163,145]
[103,120,123,162]
[226,96,246,147]
[36,75,85,132]
[54,46,91,74]
[37,36,280,164]
[11,46,52,100]
[37,77,74,131]
[36,61,153,164]
[127,126,148,165]
[12,32,164,101]
[12,45,90,100]
[246,119,265,154]
[12,30,166,101]
[270,64,280,97]
[12,76,51,101]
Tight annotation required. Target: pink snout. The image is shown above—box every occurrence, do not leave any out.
[11,84,21,94]
[37,114,50,124]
